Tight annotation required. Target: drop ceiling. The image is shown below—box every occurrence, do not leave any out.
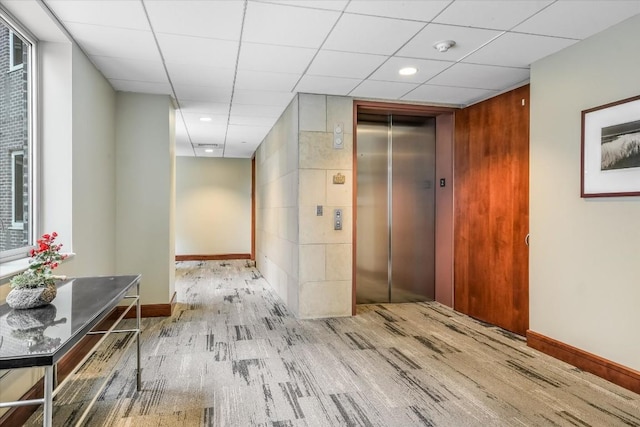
[37,0,640,158]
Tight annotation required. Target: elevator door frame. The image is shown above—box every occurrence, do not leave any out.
[352,100,456,315]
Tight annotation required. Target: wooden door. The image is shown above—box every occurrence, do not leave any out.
[454,85,529,335]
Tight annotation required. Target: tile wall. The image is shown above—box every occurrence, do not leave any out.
[256,93,354,318]
[297,94,353,318]
[255,96,300,315]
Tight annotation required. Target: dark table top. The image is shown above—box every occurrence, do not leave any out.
[0,275,140,369]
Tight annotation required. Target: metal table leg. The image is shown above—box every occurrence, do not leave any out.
[136,280,141,391]
[43,366,54,427]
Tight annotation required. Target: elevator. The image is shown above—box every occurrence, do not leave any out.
[356,113,436,304]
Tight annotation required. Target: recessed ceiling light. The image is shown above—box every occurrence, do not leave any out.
[399,67,418,76]
[204,148,214,153]
[200,117,212,122]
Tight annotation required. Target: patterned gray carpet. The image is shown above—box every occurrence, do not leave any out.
[26,260,640,426]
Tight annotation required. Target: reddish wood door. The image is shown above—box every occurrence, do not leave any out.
[454,85,529,335]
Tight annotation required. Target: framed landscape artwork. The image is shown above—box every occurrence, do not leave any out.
[581,94,640,197]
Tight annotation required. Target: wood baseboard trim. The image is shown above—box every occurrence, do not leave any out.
[175,254,251,261]
[527,330,640,394]
[114,300,174,318]
[0,302,173,426]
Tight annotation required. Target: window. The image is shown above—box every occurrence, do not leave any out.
[9,30,23,71]
[1,16,34,260]
[12,151,24,226]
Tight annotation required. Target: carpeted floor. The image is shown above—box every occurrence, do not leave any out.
[26,260,640,426]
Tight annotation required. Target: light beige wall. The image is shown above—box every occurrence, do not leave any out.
[67,44,116,276]
[175,157,251,255]
[297,94,353,318]
[255,96,299,314]
[1,40,118,417]
[530,14,640,371]
[115,92,175,305]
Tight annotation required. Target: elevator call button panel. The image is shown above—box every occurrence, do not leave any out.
[334,209,342,230]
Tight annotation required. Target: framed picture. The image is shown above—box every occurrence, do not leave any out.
[581,94,640,197]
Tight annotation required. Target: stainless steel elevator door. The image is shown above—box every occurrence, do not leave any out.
[356,114,436,304]
[390,116,436,302]
[356,118,390,304]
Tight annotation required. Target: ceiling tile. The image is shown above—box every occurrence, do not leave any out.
[243,2,340,48]
[345,0,451,22]
[307,50,388,79]
[90,55,167,83]
[223,143,258,158]
[195,147,224,158]
[187,129,227,148]
[255,1,348,12]
[156,33,239,68]
[234,70,301,92]
[426,63,530,90]
[165,62,235,87]
[238,43,316,74]
[323,14,425,55]
[233,89,296,106]
[350,80,418,99]
[226,124,271,144]
[229,115,278,127]
[397,24,502,62]
[369,57,452,84]
[433,0,553,30]
[174,84,233,103]
[145,0,244,40]
[295,75,362,96]
[463,32,578,68]
[65,22,160,61]
[513,1,640,39]
[109,79,172,94]
[45,0,149,30]
[178,101,230,116]
[187,122,228,137]
[230,104,287,118]
[175,115,188,136]
[182,112,229,127]
[402,85,498,106]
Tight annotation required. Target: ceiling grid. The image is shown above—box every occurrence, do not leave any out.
[39,0,640,158]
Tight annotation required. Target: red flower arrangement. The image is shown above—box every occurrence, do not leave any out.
[28,232,67,274]
[10,232,68,289]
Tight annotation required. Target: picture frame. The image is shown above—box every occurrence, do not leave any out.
[581,94,640,197]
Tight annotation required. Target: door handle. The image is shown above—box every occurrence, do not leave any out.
[525,234,530,246]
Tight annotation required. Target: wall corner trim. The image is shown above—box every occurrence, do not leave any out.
[527,330,640,394]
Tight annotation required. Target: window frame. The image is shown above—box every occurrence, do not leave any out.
[1,10,37,262]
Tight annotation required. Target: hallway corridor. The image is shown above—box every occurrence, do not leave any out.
[26,261,640,426]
